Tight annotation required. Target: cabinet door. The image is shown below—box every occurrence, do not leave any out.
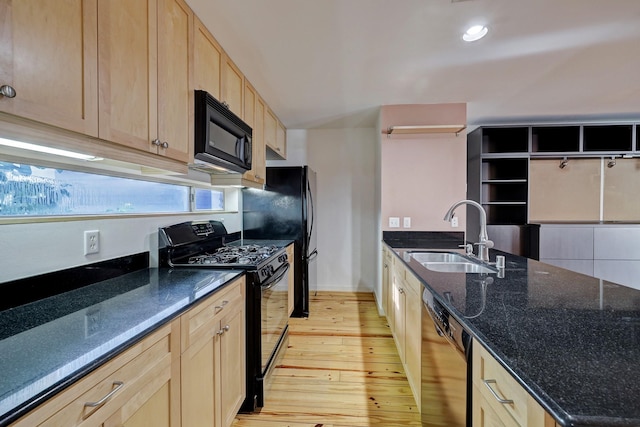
[391,272,406,362]
[218,298,246,427]
[382,248,390,316]
[98,0,158,153]
[404,284,421,403]
[264,108,278,153]
[156,0,192,162]
[193,16,222,99]
[529,159,601,222]
[603,158,640,221]
[0,0,98,136]
[221,54,244,117]
[242,82,265,185]
[181,329,216,427]
[274,120,287,158]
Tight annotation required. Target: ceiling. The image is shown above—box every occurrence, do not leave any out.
[186,0,640,130]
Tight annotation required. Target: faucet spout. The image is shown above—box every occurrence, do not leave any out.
[443,199,493,262]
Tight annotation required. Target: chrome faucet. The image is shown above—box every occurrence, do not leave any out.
[443,199,494,262]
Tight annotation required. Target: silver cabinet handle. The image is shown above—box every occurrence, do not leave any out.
[214,300,229,311]
[216,325,230,335]
[0,85,16,98]
[399,288,405,294]
[84,381,124,408]
[161,141,169,149]
[151,139,161,146]
[483,379,514,404]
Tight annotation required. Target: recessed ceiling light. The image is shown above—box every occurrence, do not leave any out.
[463,25,488,42]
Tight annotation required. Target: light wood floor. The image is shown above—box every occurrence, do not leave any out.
[232,291,421,427]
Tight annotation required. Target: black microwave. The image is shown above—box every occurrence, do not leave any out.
[194,90,252,173]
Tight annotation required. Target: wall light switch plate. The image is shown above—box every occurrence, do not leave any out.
[403,217,411,228]
[451,217,459,228]
[389,217,400,228]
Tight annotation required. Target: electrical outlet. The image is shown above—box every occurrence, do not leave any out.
[389,217,400,228]
[451,217,459,228]
[403,217,411,228]
[84,230,100,255]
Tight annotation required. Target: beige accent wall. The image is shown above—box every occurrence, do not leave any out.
[380,104,467,232]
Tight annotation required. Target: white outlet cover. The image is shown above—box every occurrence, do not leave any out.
[389,217,400,228]
[84,230,100,255]
[451,217,459,228]
[403,217,411,228]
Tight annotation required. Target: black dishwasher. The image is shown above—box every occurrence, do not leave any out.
[421,287,472,427]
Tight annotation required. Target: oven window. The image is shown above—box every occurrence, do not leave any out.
[261,266,289,372]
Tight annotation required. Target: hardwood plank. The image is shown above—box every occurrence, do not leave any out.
[233,292,420,427]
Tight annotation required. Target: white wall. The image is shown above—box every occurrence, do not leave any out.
[309,129,377,292]
[0,212,241,283]
[270,129,378,293]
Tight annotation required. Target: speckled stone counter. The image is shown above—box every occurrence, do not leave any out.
[386,242,640,427]
[0,267,243,426]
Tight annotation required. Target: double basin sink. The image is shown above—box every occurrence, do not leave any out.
[409,251,497,274]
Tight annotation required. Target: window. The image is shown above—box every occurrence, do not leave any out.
[0,161,224,216]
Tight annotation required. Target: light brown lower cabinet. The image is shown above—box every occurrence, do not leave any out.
[181,277,246,427]
[10,320,181,427]
[388,251,421,407]
[472,340,556,427]
[9,276,246,427]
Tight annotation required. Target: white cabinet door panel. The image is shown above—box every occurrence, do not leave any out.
[540,259,594,277]
[594,260,640,290]
[594,228,640,260]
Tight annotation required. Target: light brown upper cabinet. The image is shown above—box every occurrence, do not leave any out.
[243,81,266,185]
[275,119,287,159]
[603,158,640,221]
[221,54,244,118]
[265,108,286,159]
[193,16,222,99]
[98,0,191,163]
[264,108,278,154]
[529,158,601,222]
[0,0,99,136]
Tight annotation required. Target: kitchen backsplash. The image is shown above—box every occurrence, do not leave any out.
[0,213,241,283]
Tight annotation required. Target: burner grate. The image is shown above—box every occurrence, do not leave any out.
[187,245,279,266]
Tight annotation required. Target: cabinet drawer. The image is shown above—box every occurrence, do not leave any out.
[473,385,513,427]
[12,322,175,427]
[181,277,245,352]
[473,341,528,427]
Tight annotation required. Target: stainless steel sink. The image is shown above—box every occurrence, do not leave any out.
[409,251,497,274]
[409,252,469,263]
[422,261,496,274]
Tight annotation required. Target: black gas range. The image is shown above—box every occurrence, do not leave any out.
[159,220,290,412]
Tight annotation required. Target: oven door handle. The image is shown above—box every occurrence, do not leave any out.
[261,262,290,291]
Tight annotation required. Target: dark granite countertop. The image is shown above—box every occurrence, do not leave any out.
[0,267,243,426]
[385,241,640,427]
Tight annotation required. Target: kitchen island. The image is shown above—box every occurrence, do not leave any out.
[0,266,244,426]
[385,239,640,427]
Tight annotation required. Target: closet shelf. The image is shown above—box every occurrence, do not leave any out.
[383,124,467,136]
